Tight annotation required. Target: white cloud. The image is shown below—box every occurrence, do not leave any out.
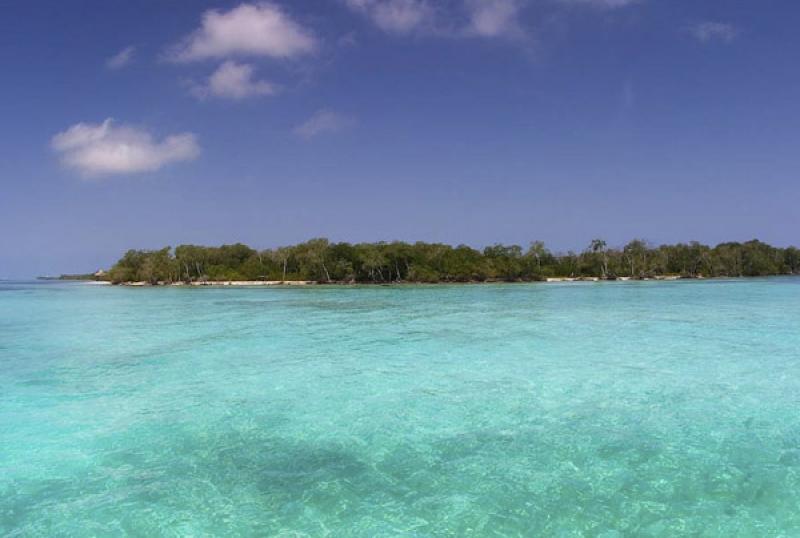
[688,21,739,44]
[52,119,199,178]
[343,0,642,39]
[465,0,523,38]
[345,0,525,40]
[345,0,435,34]
[107,46,135,69]
[293,110,355,139]
[192,61,276,100]
[168,2,316,62]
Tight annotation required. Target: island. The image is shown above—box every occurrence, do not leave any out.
[37,270,108,282]
[98,238,800,285]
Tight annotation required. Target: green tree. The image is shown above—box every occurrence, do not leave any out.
[623,239,648,277]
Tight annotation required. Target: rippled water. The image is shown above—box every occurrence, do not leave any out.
[2,279,800,536]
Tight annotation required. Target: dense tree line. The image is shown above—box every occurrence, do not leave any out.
[105,239,800,284]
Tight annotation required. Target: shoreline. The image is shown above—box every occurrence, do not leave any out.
[106,274,800,287]
[122,280,315,287]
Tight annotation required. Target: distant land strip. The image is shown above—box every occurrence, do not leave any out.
[48,238,800,285]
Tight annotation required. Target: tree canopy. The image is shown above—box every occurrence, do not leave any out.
[105,238,800,284]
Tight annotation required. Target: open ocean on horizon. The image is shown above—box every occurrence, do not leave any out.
[2,279,800,536]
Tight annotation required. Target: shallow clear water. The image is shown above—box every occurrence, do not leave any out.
[2,279,800,536]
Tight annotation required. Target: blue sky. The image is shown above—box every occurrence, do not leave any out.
[1,0,798,277]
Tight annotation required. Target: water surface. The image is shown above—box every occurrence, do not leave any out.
[2,279,800,536]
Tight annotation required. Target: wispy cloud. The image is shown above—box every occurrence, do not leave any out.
[293,110,355,139]
[167,2,317,62]
[465,0,524,39]
[345,0,528,40]
[345,0,435,34]
[338,31,359,47]
[559,0,639,8]
[52,119,199,178]
[343,0,643,40]
[107,46,135,69]
[192,61,276,100]
[687,21,739,44]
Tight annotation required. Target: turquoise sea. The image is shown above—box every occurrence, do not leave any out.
[2,279,800,536]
